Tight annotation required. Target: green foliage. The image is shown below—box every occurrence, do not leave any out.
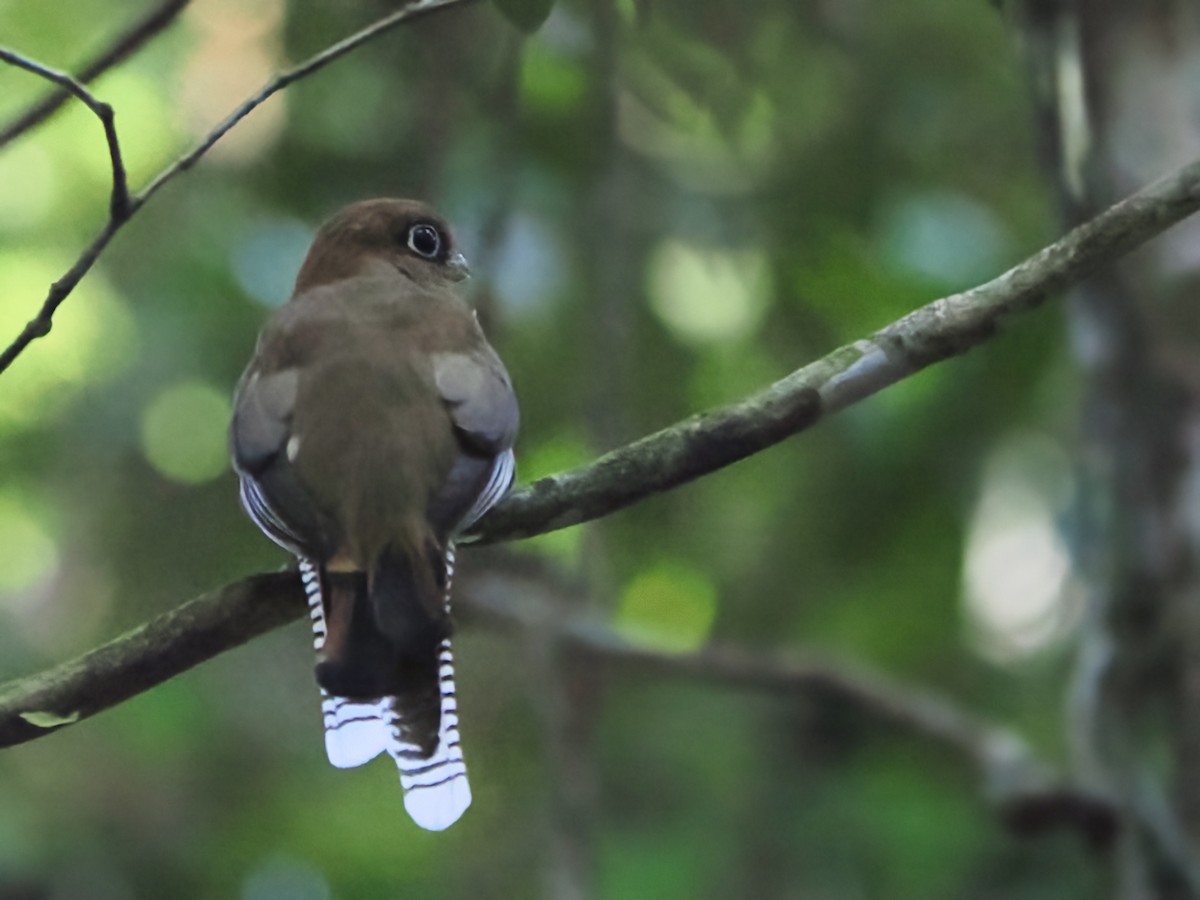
[0,0,1090,897]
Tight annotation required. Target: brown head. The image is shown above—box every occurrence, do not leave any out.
[292,198,470,296]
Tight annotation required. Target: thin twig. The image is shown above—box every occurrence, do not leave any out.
[0,0,479,378]
[0,0,190,148]
[0,47,130,220]
[132,0,479,210]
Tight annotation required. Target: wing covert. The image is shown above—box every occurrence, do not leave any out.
[432,350,518,454]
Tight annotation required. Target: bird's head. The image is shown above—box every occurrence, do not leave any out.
[292,198,470,295]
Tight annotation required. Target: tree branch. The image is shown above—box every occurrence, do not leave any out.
[0,564,1120,848]
[589,639,1117,847]
[0,47,131,220]
[0,572,299,747]
[466,573,1120,848]
[470,152,1200,543]
[0,0,190,149]
[0,0,479,377]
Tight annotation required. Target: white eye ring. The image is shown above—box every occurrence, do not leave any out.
[407,223,442,259]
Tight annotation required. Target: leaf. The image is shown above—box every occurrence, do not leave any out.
[493,0,555,34]
[19,709,81,728]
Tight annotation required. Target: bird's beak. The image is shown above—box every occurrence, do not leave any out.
[447,251,470,282]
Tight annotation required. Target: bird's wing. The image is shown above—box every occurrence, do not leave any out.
[230,367,298,476]
[231,366,318,554]
[430,348,519,534]
[432,348,519,454]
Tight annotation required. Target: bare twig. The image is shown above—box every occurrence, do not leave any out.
[0,47,130,220]
[0,0,190,148]
[132,0,478,210]
[0,0,479,378]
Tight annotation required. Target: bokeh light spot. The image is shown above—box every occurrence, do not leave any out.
[520,44,587,113]
[617,560,719,653]
[0,140,58,232]
[877,190,1010,287]
[0,494,58,594]
[242,855,331,900]
[963,433,1080,663]
[140,380,232,484]
[492,213,568,319]
[0,250,137,429]
[233,217,313,308]
[648,240,770,345]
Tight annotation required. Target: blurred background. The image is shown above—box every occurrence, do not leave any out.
[0,0,1172,897]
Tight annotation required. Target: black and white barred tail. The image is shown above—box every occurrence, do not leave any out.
[300,555,471,832]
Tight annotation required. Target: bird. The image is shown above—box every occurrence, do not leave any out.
[229,198,519,831]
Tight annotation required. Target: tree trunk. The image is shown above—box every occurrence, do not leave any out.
[1016,0,1200,894]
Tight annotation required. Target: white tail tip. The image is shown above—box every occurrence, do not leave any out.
[322,696,391,768]
[402,772,472,831]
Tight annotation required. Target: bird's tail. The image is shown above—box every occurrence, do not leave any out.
[300,553,471,831]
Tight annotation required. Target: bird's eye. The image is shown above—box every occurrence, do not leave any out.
[407,223,443,259]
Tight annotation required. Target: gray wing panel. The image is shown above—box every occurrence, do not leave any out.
[432,351,519,454]
[231,366,334,555]
[428,351,518,534]
[231,368,299,475]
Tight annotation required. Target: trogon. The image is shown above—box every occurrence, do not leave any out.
[230,198,519,831]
